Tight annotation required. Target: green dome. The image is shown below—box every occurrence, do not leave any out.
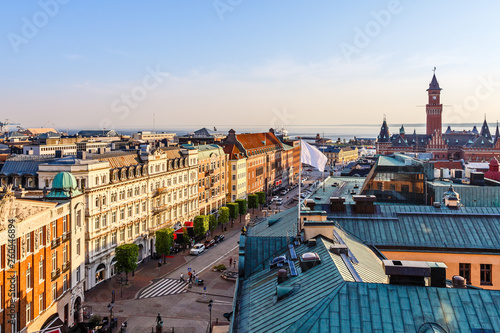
[52,172,78,190]
[46,172,82,199]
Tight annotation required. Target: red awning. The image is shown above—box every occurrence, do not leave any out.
[184,221,193,227]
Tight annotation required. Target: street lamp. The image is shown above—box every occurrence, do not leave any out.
[208,299,213,333]
[107,302,114,328]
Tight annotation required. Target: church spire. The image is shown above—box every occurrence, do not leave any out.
[480,117,492,141]
[494,121,500,144]
[427,67,442,91]
[377,117,391,143]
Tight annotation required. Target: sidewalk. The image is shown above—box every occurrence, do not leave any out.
[84,225,242,303]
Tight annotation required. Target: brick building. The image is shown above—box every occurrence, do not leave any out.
[377,71,500,161]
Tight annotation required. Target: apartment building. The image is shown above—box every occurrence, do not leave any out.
[0,189,84,333]
[38,147,199,291]
[182,144,227,215]
[224,144,247,202]
[222,129,299,196]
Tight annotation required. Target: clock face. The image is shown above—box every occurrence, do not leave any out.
[432,96,437,100]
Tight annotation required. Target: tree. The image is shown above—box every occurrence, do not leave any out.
[218,206,229,230]
[209,214,217,234]
[248,194,259,214]
[115,243,139,281]
[193,215,209,239]
[155,228,174,263]
[227,203,239,227]
[235,199,247,223]
[256,192,266,209]
[183,228,190,247]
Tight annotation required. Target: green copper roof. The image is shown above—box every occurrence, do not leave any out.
[47,172,82,199]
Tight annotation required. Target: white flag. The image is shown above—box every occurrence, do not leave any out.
[300,140,328,172]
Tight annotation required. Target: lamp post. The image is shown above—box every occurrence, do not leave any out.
[208,299,213,333]
[107,302,114,329]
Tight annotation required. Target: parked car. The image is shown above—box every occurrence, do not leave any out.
[214,234,225,243]
[280,190,287,195]
[190,244,205,255]
[271,196,279,202]
[204,239,216,249]
[276,198,284,205]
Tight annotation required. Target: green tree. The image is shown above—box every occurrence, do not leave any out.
[193,215,210,238]
[227,203,239,226]
[256,192,266,209]
[155,228,174,263]
[209,214,217,234]
[218,206,229,230]
[115,243,139,281]
[248,194,259,214]
[235,199,247,223]
[183,228,190,247]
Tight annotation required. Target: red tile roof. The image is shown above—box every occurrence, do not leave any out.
[223,144,244,159]
[433,161,463,169]
[236,132,282,151]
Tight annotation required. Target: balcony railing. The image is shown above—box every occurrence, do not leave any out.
[51,268,61,280]
[51,237,61,248]
[62,261,70,272]
[62,232,71,242]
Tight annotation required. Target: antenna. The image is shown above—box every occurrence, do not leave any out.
[433,66,436,74]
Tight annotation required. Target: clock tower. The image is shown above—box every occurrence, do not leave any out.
[426,70,443,135]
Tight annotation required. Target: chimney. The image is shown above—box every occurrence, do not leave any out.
[383,260,430,287]
[352,195,376,214]
[452,275,466,288]
[329,197,346,213]
[269,128,275,134]
[277,269,287,284]
[55,150,63,158]
[304,199,315,209]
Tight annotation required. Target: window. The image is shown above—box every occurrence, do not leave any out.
[52,222,57,240]
[95,239,100,253]
[142,221,146,232]
[120,229,125,242]
[135,204,139,215]
[128,206,132,217]
[459,263,471,284]
[76,210,81,228]
[112,232,117,246]
[39,292,44,312]
[26,267,31,289]
[112,211,117,223]
[481,264,492,285]
[102,214,107,227]
[26,232,32,253]
[94,217,100,230]
[39,227,44,247]
[102,236,107,250]
[63,275,68,292]
[26,301,32,323]
[135,223,139,235]
[120,209,125,220]
[63,244,68,263]
[128,226,132,239]
[63,216,68,233]
[52,283,57,302]
[76,266,81,282]
[142,201,147,212]
[76,239,81,256]
[39,259,44,282]
[52,251,57,272]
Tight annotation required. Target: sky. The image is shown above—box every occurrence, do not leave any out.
[2,1,500,132]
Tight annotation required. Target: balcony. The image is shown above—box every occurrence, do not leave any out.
[62,232,71,242]
[62,261,70,272]
[51,268,61,280]
[51,237,61,249]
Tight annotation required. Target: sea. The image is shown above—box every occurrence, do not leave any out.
[85,122,482,141]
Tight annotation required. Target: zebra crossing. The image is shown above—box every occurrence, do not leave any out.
[138,278,188,299]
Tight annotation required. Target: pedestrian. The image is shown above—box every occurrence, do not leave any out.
[229,257,233,267]
[180,273,184,282]
[188,274,192,284]
[195,274,198,284]
[188,270,192,280]
[233,260,236,268]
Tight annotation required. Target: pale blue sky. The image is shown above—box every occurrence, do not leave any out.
[1,1,500,131]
